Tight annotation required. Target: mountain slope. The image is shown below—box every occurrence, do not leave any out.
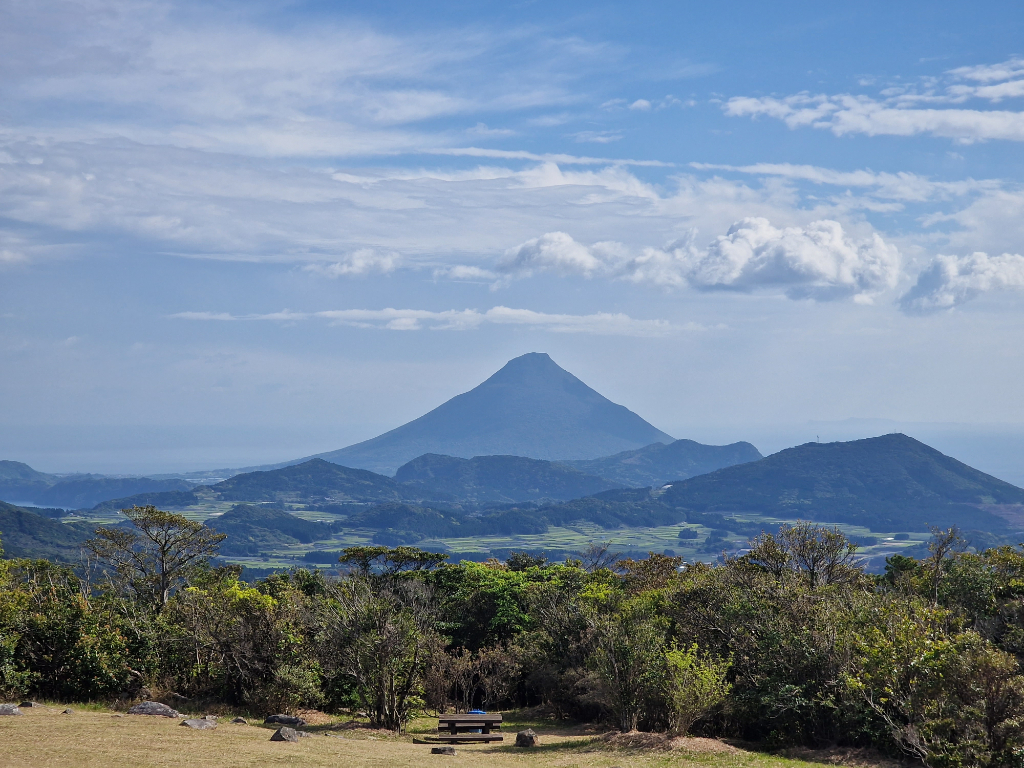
[395,454,621,503]
[208,458,406,503]
[660,433,1024,532]
[314,352,674,474]
[563,439,763,487]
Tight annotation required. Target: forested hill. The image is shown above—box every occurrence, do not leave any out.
[311,352,674,474]
[659,433,1024,532]
[394,453,621,503]
[563,439,763,487]
[0,501,90,561]
[208,458,407,503]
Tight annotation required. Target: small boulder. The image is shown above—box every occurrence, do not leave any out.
[515,729,539,747]
[270,726,300,742]
[19,701,40,708]
[431,746,457,755]
[231,717,247,724]
[265,713,306,726]
[0,705,22,716]
[127,701,179,718]
[181,718,217,730]
[202,715,218,721]
[62,709,74,715]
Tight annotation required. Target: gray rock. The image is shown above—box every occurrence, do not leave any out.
[202,715,218,721]
[515,728,539,747]
[19,701,40,708]
[181,718,217,730]
[431,746,457,755]
[297,730,313,738]
[62,709,74,715]
[231,717,247,724]
[270,726,300,742]
[265,713,306,726]
[127,701,180,718]
[0,705,22,716]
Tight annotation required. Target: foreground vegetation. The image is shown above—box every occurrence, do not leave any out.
[3,508,1024,767]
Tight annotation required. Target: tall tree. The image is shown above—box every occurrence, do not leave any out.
[86,505,226,610]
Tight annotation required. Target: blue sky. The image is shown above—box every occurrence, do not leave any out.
[3,0,1024,475]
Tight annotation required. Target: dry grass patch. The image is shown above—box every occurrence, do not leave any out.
[0,705,898,768]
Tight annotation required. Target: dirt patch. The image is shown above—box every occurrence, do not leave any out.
[602,731,739,753]
[293,709,339,726]
[780,746,905,767]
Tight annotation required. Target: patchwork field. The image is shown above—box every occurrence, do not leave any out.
[0,705,894,768]
[60,497,931,573]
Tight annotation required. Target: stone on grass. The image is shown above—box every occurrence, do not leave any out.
[270,726,300,742]
[62,709,74,715]
[431,746,457,755]
[265,713,305,726]
[127,701,179,718]
[181,718,217,730]
[0,705,22,716]
[231,717,247,724]
[515,729,539,747]
[19,701,40,708]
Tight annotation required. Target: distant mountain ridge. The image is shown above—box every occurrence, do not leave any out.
[312,353,674,475]
[563,439,763,487]
[0,459,193,509]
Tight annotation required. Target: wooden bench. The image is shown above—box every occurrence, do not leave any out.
[436,713,503,743]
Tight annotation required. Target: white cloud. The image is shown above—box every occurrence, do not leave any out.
[724,58,1024,143]
[571,130,624,144]
[499,219,900,301]
[900,252,1024,312]
[433,265,497,281]
[681,218,900,300]
[499,232,626,278]
[303,249,401,277]
[172,306,688,336]
[690,161,998,202]
[629,99,652,111]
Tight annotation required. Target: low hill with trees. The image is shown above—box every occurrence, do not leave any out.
[208,458,408,503]
[395,453,620,502]
[563,439,763,487]
[660,433,1023,532]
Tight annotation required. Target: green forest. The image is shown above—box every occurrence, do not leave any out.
[3,505,1024,768]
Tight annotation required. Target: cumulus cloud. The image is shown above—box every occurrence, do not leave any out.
[171,306,689,337]
[303,249,401,277]
[899,252,1024,312]
[499,231,611,277]
[629,99,652,111]
[499,219,900,301]
[724,58,1024,143]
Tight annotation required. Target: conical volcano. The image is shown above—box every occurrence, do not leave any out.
[315,352,673,475]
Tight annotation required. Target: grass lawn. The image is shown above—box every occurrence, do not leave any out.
[0,705,893,768]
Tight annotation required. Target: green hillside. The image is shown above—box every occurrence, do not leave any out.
[0,501,91,562]
[660,433,1024,532]
[563,439,762,487]
[209,458,407,503]
[208,503,334,556]
[394,453,620,502]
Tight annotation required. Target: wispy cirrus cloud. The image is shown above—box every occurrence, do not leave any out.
[724,57,1024,143]
[170,306,694,337]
